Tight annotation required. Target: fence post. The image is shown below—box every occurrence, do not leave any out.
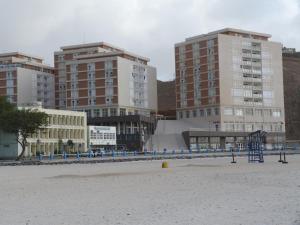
[163,148,167,155]
[64,152,67,160]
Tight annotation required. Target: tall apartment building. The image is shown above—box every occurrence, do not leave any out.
[0,52,55,108]
[54,42,157,151]
[175,28,285,133]
[175,28,285,149]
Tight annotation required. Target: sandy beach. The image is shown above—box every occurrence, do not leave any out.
[0,155,300,225]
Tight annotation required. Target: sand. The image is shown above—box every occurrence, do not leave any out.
[0,155,300,225]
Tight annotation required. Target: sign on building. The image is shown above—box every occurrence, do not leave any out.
[88,126,116,146]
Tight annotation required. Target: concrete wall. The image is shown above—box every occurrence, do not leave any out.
[0,130,19,159]
[117,57,157,113]
[17,68,55,108]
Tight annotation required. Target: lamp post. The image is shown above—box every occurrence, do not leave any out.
[276,122,279,151]
[208,121,211,150]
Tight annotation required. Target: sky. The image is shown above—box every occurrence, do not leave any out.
[0,0,299,81]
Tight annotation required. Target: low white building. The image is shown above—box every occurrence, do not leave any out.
[88,126,116,150]
[22,103,87,157]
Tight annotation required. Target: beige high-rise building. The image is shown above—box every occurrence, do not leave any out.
[175,28,285,134]
[54,42,157,117]
[54,42,157,151]
[0,52,55,108]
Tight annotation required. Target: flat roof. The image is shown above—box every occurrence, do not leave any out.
[75,51,150,62]
[0,52,44,61]
[175,28,272,46]
[59,42,150,62]
[60,42,124,51]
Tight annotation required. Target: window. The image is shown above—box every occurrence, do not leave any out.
[179,111,183,119]
[206,108,211,116]
[207,39,214,48]
[94,109,100,117]
[6,87,14,95]
[272,110,281,117]
[186,111,190,118]
[6,80,14,87]
[224,108,233,116]
[232,89,243,97]
[110,108,117,116]
[255,109,263,116]
[208,71,214,80]
[120,108,126,116]
[58,55,64,61]
[263,91,273,98]
[244,90,252,97]
[85,110,91,118]
[106,97,112,104]
[214,108,219,116]
[193,110,197,117]
[102,108,108,117]
[199,109,204,117]
[235,108,243,116]
[245,108,253,116]
[208,88,216,97]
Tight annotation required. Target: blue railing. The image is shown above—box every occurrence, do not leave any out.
[35,147,295,161]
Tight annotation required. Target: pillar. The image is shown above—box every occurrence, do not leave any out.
[220,137,226,150]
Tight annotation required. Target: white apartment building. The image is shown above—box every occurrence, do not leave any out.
[0,52,55,108]
[175,28,285,133]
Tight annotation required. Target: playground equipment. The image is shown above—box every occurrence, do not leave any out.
[231,152,236,163]
[247,130,266,163]
[282,152,288,164]
[278,152,283,162]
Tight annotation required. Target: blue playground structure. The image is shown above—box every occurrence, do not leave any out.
[247,130,266,163]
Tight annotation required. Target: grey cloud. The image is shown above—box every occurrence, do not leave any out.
[0,0,299,80]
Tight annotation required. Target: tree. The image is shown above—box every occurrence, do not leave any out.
[1,108,48,160]
[0,96,16,117]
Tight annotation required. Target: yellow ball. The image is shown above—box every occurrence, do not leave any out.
[162,161,169,168]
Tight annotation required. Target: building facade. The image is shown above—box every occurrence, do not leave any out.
[23,104,87,157]
[18,104,87,157]
[54,42,157,151]
[0,52,55,108]
[0,104,87,159]
[175,28,285,134]
[54,42,157,115]
[88,126,116,151]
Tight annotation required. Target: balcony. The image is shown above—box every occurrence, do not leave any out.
[252,53,261,59]
[253,94,262,98]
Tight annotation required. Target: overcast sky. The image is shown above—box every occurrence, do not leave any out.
[0,0,299,80]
